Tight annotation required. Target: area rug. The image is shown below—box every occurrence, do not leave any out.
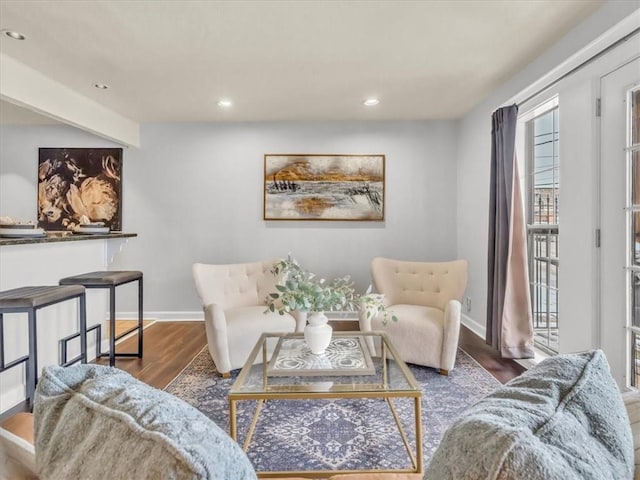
[165,347,500,473]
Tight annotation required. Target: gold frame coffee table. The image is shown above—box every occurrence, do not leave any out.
[229,331,423,478]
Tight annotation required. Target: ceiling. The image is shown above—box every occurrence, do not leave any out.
[0,0,604,125]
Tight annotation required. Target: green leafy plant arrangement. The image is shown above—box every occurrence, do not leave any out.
[265,254,397,324]
[358,285,398,325]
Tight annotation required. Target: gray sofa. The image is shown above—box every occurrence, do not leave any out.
[425,349,637,480]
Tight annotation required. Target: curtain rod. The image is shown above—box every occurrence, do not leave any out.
[510,26,640,109]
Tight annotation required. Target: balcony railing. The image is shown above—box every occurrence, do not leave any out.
[527,224,559,353]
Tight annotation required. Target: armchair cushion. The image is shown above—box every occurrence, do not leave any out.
[33,364,256,480]
[370,304,444,367]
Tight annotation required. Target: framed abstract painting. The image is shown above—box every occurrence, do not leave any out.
[264,154,385,221]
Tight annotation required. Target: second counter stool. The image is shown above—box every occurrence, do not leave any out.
[59,271,143,367]
[0,285,87,408]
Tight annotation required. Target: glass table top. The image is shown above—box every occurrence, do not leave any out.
[230,331,420,397]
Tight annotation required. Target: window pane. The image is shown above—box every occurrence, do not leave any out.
[552,166,560,188]
[533,188,554,223]
[528,105,559,354]
[634,212,640,267]
[535,259,548,284]
[534,141,554,161]
[633,330,640,388]
[633,89,640,146]
[631,89,640,388]
[633,150,640,206]
[550,234,558,259]
[633,272,640,327]
[549,289,558,320]
[549,263,558,289]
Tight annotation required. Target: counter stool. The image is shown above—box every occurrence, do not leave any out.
[59,271,143,367]
[0,285,87,409]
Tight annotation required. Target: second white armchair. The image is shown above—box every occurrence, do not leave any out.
[360,257,468,375]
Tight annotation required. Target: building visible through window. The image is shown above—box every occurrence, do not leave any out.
[526,104,559,354]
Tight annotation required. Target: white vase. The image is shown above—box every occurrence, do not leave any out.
[304,311,332,355]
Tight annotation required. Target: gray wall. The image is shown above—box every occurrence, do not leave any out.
[1,120,459,317]
[0,124,121,220]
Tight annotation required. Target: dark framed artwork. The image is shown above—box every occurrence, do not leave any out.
[37,148,123,230]
[264,154,385,221]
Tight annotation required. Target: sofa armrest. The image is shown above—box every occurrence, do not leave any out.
[0,412,37,479]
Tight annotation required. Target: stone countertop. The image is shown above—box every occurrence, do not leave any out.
[0,232,137,246]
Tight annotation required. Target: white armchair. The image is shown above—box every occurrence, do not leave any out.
[360,257,468,375]
[192,260,306,376]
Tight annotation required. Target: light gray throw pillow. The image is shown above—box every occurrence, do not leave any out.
[425,350,633,480]
[34,364,257,480]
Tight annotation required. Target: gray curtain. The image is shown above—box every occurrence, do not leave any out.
[486,105,535,359]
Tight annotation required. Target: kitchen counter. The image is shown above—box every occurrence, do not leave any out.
[0,232,137,246]
[0,231,137,412]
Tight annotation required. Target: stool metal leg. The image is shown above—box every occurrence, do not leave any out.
[109,285,116,367]
[79,292,87,364]
[138,278,143,358]
[27,308,37,409]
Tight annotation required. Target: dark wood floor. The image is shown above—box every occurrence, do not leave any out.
[101,321,526,388]
[94,321,207,389]
[0,322,207,421]
[458,326,526,383]
[331,321,526,384]
[0,321,525,421]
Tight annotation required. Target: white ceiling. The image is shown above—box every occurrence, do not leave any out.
[0,0,604,124]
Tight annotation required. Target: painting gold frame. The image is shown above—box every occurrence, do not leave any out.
[263,154,385,221]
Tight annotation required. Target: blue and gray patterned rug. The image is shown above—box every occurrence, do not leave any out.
[165,347,499,473]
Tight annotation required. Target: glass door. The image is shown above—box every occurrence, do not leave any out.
[600,57,640,387]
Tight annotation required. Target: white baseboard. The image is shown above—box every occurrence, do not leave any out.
[461,314,486,339]
[116,311,204,321]
[0,384,25,414]
[115,311,361,322]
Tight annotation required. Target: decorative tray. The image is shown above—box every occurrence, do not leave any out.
[266,335,375,377]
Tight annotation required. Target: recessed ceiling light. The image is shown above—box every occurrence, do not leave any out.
[363,98,379,107]
[94,83,109,90]
[3,30,26,40]
[217,99,233,108]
